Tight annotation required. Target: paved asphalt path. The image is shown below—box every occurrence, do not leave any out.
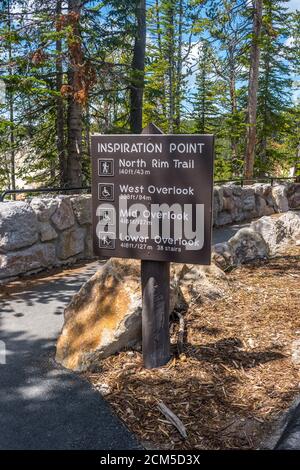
[0,224,247,450]
[0,262,142,450]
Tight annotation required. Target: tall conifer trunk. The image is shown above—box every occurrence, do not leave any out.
[56,0,67,185]
[244,0,263,180]
[7,0,15,195]
[66,0,82,187]
[130,0,146,134]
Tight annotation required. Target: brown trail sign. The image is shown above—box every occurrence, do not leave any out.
[91,123,214,368]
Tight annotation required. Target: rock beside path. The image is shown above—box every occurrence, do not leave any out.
[56,259,226,371]
[213,210,300,268]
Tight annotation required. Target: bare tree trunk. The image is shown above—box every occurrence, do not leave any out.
[130,0,146,134]
[260,27,271,175]
[56,0,67,186]
[229,68,238,170]
[167,2,175,133]
[85,104,91,158]
[8,85,15,192]
[67,86,82,186]
[201,71,206,132]
[155,0,166,117]
[244,0,263,180]
[174,0,183,133]
[156,0,162,55]
[7,0,15,196]
[66,0,82,187]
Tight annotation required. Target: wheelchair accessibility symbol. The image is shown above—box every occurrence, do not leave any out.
[98,183,114,201]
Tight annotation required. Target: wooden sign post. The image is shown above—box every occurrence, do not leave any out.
[91,124,214,369]
[141,123,170,368]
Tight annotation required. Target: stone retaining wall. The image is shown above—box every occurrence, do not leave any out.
[213,182,300,226]
[0,183,299,281]
[0,195,93,280]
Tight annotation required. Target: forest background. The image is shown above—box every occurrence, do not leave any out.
[0,0,299,191]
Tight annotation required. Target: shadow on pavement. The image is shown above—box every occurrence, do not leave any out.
[0,263,141,450]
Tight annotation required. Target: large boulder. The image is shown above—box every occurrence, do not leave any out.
[251,211,300,254]
[213,211,300,268]
[0,243,56,279]
[56,259,180,371]
[177,262,227,304]
[0,201,38,252]
[228,228,269,264]
[56,258,227,371]
[250,216,280,255]
[212,242,234,269]
[278,211,300,243]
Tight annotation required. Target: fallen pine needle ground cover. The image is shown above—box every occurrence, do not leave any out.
[85,246,300,450]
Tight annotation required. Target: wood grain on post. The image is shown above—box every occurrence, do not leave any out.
[141,123,170,369]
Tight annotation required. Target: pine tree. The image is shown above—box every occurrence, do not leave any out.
[244,0,263,180]
[145,0,202,133]
[130,0,146,133]
[1,0,300,189]
[207,0,248,174]
[256,0,293,175]
[191,41,221,134]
